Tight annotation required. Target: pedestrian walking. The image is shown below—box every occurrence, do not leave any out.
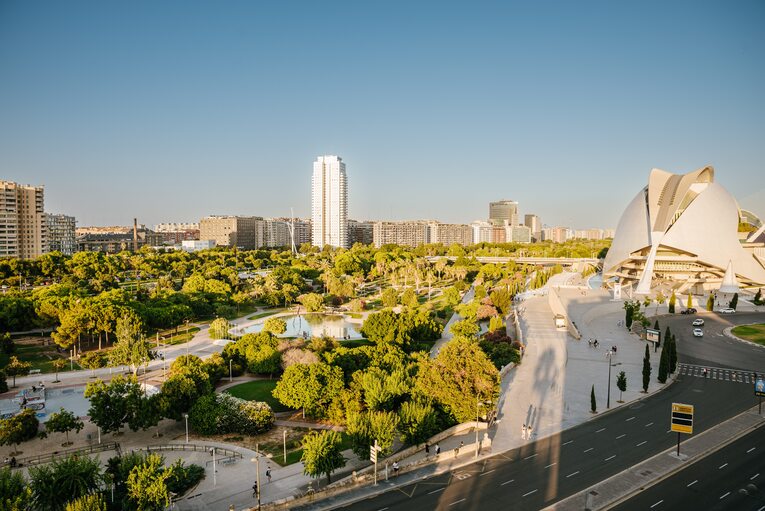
[459,441,464,450]
[435,443,441,457]
[527,426,533,439]
[522,423,527,440]
[454,447,459,458]
[252,481,258,498]
[392,461,400,477]
[266,467,272,483]
[425,443,430,454]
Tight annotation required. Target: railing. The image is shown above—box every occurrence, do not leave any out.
[141,443,243,465]
[3,442,121,469]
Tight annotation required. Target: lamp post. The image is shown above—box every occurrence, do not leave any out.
[475,398,491,457]
[183,413,189,443]
[229,359,233,383]
[606,351,622,409]
[251,450,261,510]
[283,429,287,464]
[211,447,217,487]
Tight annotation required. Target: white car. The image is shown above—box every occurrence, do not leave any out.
[717,308,735,314]
[692,319,704,326]
[693,328,704,337]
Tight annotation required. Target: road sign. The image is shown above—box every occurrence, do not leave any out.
[646,328,660,344]
[671,403,694,434]
[370,445,377,463]
[755,377,765,397]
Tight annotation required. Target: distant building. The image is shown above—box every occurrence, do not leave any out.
[509,225,532,243]
[0,180,47,259]
[312,155,348,249]
[573,229,605,240]
[181,240,216,252]
[428,222,473,246]
[349,220,374,246]
[199,216,264,249]
[45,214,77,255]
[154,222,199,232]
[489,200,519,227]
[77,225,162,253]
[524,214,541,241]
[471,221,495,244]
[373,221,428,248]
[263,218,291,248]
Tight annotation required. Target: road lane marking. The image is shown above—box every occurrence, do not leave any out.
[626,416,636,422]
[377,508,389,511]
[522,489,538,497]
[616,434,626,439]
[687,480,698,487]
[584,447,594,453]
[596,428,606,433]
[562,440,573,446]
[566,471,580,478]
[720,492,730,500]
[636,441,647,447]
[604,455,616,461]
[449,499,466,506]
[545,463,556,469]
[524,454,538,460]
[427,488,445,495]
[500,479,514,486]
[751,473,760,480]
[645,422,654,427]
[748,447,756,453]
[650,500,663,508]
[719,463,728,469]
[479,470,496,476]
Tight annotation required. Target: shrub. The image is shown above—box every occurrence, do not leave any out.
[166,459,205,496]
[189,393,274,436]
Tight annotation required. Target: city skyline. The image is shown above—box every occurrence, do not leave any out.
[1,1,763,227]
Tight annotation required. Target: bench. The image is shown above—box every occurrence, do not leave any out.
[29,369,41,375]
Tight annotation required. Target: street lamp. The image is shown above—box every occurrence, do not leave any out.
[183,413,189,443]
[606,350,622,409]
[211,447,217,487]
[475,398,491,457]
[229,359,233,383]
[250,451,261,511]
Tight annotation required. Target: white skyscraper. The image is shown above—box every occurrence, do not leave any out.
[312,155,348,248]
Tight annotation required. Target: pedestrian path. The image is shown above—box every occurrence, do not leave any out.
[678,363,756,383]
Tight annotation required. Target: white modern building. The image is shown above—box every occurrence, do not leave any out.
[603,166,765,294]
[312,155,348,249]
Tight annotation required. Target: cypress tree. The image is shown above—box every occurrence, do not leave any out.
[642,344,651,392]
[664,326,671,345]
[658,340,669,383]
[668,292,676,313]
[625,306,633,329]
[669,334,677,374]
[590,384,597,413]
[707,294,714,311]
[730,293,739,310]
[654,320,659,330]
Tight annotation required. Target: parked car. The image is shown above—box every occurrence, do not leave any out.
[693,328,704,337]
[717,308,735,314]
[681,308,697,315]
[692,318,705,326]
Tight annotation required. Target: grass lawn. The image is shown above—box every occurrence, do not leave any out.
[161,327,200,346]
[225,380,291,412]
[1,343,80,374]
[261,430,353,467]
[732,324,765,345]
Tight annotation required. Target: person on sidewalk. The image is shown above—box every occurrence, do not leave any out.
[392,461,400,477]
[266,466,271,483]
[527,426,533,440]
[435,444,441,457]
[425,443,430,455]
[522,423,527,440]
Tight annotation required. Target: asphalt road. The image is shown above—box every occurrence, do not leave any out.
[333,311,765,511]
[612,422,765,511]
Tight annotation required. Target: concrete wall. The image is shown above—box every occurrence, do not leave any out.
[548,287,582,339]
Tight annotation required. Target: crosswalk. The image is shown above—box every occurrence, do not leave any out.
[678,363,756,384]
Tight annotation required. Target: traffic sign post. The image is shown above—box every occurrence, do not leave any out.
[670,403,694,456]
[370,440,379,486]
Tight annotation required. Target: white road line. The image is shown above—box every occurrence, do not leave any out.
[596,428,606,433]
[604,455,616,461]
[449,498,466,506]
[616,434,626,439]
[748,447,756,453]
[720,492,730,500]
[522,489,538,497]
[650,500,663,508]
[645,422,654,427]
[566,471,580,478]
[377,508,389,511]
[524,453,538,460]
[719,463,728,469]
[562,440,573,446]
[636,441,647,447]
[626,416,636,421]
[545,463,556,469]
[687,480,698,487]
[500,479,514,486]
[751,473,760,480]
[584,447,594,453]
[480,469,496,476]
[427,488,445,495]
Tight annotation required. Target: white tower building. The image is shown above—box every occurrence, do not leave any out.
[311,155,348,249]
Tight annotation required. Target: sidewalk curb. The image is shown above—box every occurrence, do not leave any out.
[723,324,765,351]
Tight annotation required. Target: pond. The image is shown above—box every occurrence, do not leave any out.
[244,314,362,339]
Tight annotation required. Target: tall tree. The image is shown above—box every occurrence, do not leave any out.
[262,317,287,335]
[658,340,669,383]
[52,358,68,383]
[109,313,151,376]
[642,344,651,393]
[0,466,31,511]
[668,334,678,374]
[4,356,31,387]
[590,384,597,413]
[668,292,676,313]
[125,453,171,511]
[301,430,346,485]
[29,455,103,511]
[46,409,84,446]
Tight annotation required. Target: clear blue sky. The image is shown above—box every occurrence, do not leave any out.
[1,0,763,228]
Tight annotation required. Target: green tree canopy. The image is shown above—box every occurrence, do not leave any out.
[46,408,84,446]
[272,363,344,418]
[300,430,346,484]
[29,455,103,511]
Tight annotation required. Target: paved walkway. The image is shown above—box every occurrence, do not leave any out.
[430,284,474,357]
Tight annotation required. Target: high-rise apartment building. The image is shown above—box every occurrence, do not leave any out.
[509,225,532,243]
[0,181,46,259]
[489,200,519,226]
[312,155,348,249]
[524,214,541,240]
[349,220,374,246]
[199,216,264,249]
[45,214,77,255]
[428,222,473,246]
[373,221,428,248]
[471,221,495,244]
